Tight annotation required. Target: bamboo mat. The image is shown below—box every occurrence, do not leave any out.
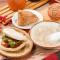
[0,0,49,20]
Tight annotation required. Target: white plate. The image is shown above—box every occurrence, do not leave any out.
[12,9,43,29]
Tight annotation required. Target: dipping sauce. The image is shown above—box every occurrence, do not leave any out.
[30,22,60,47]
[6,0,26,11]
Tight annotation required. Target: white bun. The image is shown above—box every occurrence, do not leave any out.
[2,28,27,41]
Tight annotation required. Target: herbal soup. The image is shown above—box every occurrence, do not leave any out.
[30,22,60,47]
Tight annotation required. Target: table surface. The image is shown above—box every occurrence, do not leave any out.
[0,0,7,8]
[0,1,58,60]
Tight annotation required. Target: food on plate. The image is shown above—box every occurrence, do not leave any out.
[0,27,33,58]
[18,10,39,26]
[30,22,60,49]
[48,3,60,20]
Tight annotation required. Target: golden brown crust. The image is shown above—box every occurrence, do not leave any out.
[0,27,33,58]
[18,10,39,26]
[48,3,60,20]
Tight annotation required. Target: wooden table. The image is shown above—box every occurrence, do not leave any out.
[0,0,59,60]
[0,0,7,8]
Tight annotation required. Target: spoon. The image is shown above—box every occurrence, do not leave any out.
[47,32,60,42]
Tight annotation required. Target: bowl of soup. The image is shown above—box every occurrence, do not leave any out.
[30,21,60,49]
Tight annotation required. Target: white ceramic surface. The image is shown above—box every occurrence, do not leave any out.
[12,9,43,29]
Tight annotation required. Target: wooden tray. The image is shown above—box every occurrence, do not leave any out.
[0,0,49,20]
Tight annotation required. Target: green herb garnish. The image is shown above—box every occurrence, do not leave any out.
[2,35,18,47]
[2,35,6,38]
[2,35,8,43]
[9,41,15,47]
[3,38,8,43]
[9,41,18,47]
[14,41,18,45]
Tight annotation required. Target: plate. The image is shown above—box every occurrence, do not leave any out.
[12,9,43,29]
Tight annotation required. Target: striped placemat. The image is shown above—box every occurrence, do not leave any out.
[0,0,49,20]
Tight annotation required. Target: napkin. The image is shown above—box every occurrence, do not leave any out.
[42,51,60,60]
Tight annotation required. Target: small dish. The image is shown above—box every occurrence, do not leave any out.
[12,9,43,29]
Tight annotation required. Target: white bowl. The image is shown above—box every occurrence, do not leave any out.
[12,9,43,29]
[30,21,60,49]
